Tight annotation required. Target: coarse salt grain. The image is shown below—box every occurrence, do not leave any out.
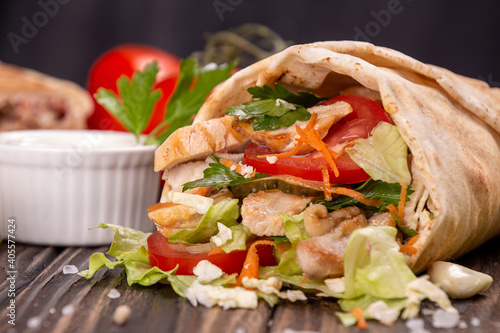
[62,265,79,275]
[61,304,74,315]
[458,320,468,329]
[432,309,460,329]
[470,316,481,327]
[107,288,121,299]
[27,316,42,328]
[49,308,56,315]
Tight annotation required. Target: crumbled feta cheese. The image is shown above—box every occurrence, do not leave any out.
[230,164,237,171]
[432,309,460,328]
[402,275,458,320]
[470,316,481,327]
[239,162,255,178]
[27,316,42,328]
[185,280,258,310]
[203,62,218,71]
[324,277,345,294]
[405,318,427,331]
[168,191,214,214]
[275,98,296,110]
[365,300,401,326]
[211,223,233,247]
[266,156,278,164]
[278,289,307,302]
[458,320,468,329]
[193,260,224,284]
[62,265,79,274]
[242,277,282,294]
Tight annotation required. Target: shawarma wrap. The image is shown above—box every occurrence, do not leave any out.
[0,62,92,131]
[152,41,500,276]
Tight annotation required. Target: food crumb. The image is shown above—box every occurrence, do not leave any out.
[470,316,481,327]
[27,316,42,328]
[62,265,79,275]
[62,304,74,315]
[107,288,121,299]
[113,305,131,326]
[432,309,460,328]
[458,320,468,329]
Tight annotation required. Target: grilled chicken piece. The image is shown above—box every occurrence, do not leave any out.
[154,115,249,172]
[241,190,314,236]
[296,205,367,280]
[148,203,202,237]
[233,101,352,154]
[368,212,396,227]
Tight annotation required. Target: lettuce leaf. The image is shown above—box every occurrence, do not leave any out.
[168,198,239,244]
[343,226,416,300]
[348,122,411,185]
[273,212,308,275]
[78,224,174,286]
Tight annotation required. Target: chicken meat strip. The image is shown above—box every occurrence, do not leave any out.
[241,190,315,236]
[296,205,367,280]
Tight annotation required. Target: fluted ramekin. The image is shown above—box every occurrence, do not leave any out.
[0,130,158,246]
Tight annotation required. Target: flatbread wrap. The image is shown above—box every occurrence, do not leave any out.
[152,40,500,278]
[0,62,93,131]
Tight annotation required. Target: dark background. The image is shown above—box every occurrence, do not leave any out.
[0,0,499,88]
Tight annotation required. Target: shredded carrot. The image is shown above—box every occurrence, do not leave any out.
[351,307,368,329]
[397,182,408,222]
[224,273,238,279]
[300,276,307,285]
[194,187,207,197]
[234,240,274,287]
[147,202,174,212]
[256,113,340,178]
[386,203,398,216]
[328,187,382,207]
[407,234,420,246]
[399,245,418,254]
[274,242,290,255]
[208,247,223,256]
[320,165,332,201]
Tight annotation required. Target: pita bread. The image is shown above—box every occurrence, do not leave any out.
[158,41,500,273]
[0,62,92,131]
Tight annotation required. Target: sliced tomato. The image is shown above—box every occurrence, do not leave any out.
[147,231,276,275]
[243,95,392,184]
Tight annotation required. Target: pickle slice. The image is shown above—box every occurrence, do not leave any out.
[229,175,328,198]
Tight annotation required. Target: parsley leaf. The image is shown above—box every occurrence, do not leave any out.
[226,83,326,131]
[318,180,414,211]
[95,62,161,142]
[182,155,268,191]
[146,59,234,145]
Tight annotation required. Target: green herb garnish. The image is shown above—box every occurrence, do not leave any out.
[95,62,161,142]
[95,59,234,145]
[147,59,234,144]
[226,83,327,131]
[182,155,268,191]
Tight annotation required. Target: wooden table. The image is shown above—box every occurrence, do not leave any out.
[1,237,499,333]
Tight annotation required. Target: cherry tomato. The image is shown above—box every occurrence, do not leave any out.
[147,231,276,275]
[86,44,180,132]
[243,95,392,184]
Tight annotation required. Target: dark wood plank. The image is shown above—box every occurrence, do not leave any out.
[1,237,499,332]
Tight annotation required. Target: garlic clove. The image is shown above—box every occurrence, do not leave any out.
[427,261,493,299]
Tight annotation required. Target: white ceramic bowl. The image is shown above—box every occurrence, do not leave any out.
[0,130,158,246]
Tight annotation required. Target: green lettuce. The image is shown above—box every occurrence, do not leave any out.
[273,212,308,275]
[219,224,253,253]
[168,198,239,244]
[78,224,175,286]
[347,122,411,185]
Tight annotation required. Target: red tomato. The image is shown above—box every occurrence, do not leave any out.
[147,231,276,275]
[243,95,392,184]
[86,44,180,132]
